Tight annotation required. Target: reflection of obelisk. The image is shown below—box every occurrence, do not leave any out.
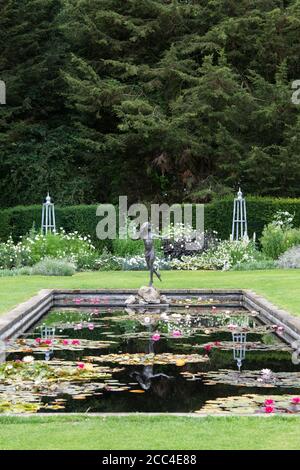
[0,80,6,105]
[0,340,6,363]
[140,222,162,286]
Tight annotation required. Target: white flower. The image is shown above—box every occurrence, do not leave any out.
[23,355,35,363]
[261,368,272,376]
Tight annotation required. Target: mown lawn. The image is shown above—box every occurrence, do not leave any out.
[0,269,300,316]
[0,415,300,450]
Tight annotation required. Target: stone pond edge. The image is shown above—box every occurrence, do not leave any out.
[0,288,300,344]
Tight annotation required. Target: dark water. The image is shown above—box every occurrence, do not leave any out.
[7,305,300,413]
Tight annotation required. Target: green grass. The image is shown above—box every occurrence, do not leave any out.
[0,269,300,316]
[0,415,300,450]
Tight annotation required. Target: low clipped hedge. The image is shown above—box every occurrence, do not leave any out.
[0,197,300,250]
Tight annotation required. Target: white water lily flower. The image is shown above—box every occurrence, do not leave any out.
[23,355,35,363]
[261,368,272,376]
[160,312,169,321]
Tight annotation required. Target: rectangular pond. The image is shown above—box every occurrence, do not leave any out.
[1,292,300,415]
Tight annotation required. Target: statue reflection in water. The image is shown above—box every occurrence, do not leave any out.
[130,314,173,394]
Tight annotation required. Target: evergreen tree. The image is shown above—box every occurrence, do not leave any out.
[1,0,300,206]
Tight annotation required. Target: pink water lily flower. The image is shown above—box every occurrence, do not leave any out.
[74,323,82,330]
[204,344,212,353]
[264,399,274,406]
[264,405,274,414]
[291,397,300,405]
[152,333,161,342]
[62,339,69,345]
[71,339,80,345]
[88,323,95,331]
[35,338,42,344]
[77,362,85,370]
[44,339,52,345]
[172,330,182,338]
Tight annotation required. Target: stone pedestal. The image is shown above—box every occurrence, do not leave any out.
[125,286,168,306]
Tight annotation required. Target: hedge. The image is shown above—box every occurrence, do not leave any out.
[0,197,300,250]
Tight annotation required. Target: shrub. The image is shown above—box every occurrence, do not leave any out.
[0,260,75,276]
[30,258,76,276]
[0,236,32,269]
[277,246,300,269]
[93,248,123,271]
[271,210,295,230]
[121,255,171,271]
[261,211,300,259]
[0,267,31,277]
[230,259,277,271]
[162,224,219,259]
[21,229,96,266]
[112,238,145,257]
[0,230,97,270]
[170,240,261,271]
[261,225,286,259]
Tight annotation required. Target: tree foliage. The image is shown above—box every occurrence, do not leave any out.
[0,0,300,207]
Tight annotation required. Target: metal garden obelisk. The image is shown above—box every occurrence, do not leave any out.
[231,188,248,241]
[41,193,56,234]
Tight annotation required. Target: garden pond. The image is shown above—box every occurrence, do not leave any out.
[1,295,300,414]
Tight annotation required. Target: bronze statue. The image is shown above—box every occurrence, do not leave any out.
[140,222,162,286]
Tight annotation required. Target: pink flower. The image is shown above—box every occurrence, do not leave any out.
[74,323,82,330]
[44,339,52,345]
[35,338,42,344]
[264,405,274,414]
[291,397,300,405]
[74,298,83,304]
[228,324,237,330]
[152,333,161,342]
[77,362,85,370]
[92,309,99,315]
[71,339,80,345]
[62,339,69,345]
[88,323,95,331]
[214,341,221,347]
[264,399,274,406]
[172,330,182,338]
[204,344,212,353]
[92,297,100,304]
